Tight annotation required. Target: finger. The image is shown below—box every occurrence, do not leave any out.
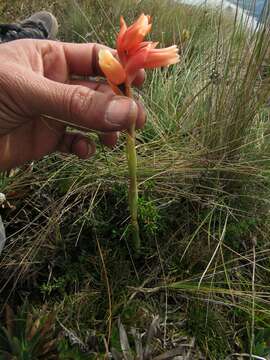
[57,132,95,159]
[133,69,145,88]
[69,79,115,95]
[21,70,146,132]
[63,42,113,77]
[99,132,119,148]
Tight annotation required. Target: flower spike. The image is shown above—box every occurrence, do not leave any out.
[98,14,180,250]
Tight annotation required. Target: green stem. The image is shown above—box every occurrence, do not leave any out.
[125,84,140,251]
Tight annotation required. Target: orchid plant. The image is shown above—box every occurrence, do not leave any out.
[99,14,179,249]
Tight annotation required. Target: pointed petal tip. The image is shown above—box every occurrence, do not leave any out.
[120,16,127,29]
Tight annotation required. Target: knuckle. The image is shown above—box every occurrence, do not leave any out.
[91,43,100,75]
[68,86,94,121]
[0,66,30,115]
[0,67,9,89]
[42,42,67,81]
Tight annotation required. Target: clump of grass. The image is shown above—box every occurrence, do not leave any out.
[0,302,57,359]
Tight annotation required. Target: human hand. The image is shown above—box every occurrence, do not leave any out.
[0,39,145,170]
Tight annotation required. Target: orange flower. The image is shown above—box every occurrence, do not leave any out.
[99,14,179,87]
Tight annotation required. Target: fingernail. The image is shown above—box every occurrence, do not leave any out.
[105,97,137,128]
[76,139,95,159]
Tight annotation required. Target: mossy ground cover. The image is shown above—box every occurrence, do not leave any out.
[1,0,270,358]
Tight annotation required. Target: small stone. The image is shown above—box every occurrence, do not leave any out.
[0,193,6,205]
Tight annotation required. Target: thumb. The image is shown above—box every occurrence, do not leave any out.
[15,70,145,132]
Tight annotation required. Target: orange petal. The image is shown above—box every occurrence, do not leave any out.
[117,16,127,48]
[119,13,152,52]
[120,16,127,30]
[125,45,151,81]
[98,49,126,85]
[145,46,180,68]
[125,45,179,81]
[117,16,128,64]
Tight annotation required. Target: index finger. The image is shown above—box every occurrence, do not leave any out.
[63,42,109,77]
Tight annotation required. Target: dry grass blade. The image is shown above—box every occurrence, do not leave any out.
[111,347,123,360]
[4,304,14,337]
[143,316,160,359]
[0,215,6,255]
[58,321,89,352]
[118,318,133,360]
[40,312,55,338]
[131,327,143,360]
[152,347,188,360]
